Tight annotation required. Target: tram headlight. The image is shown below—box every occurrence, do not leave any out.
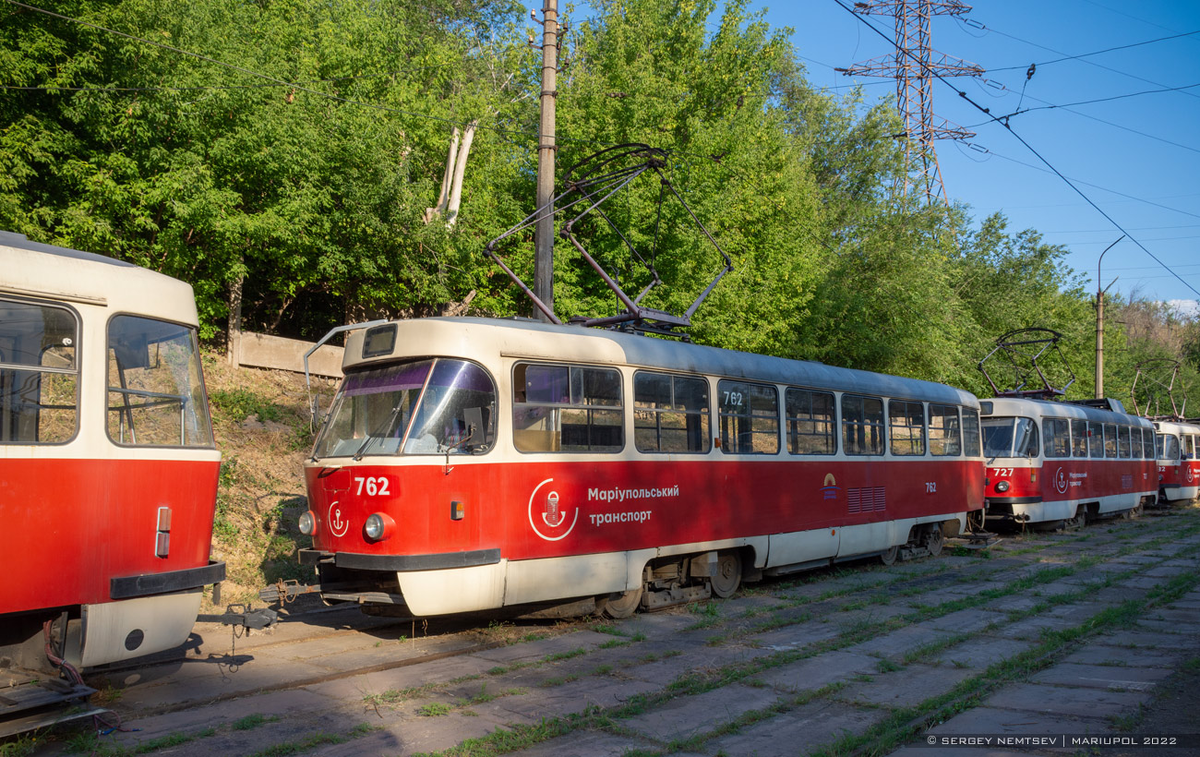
[995,481,1010,493]
[364,512,396,542]
[299,510,316,536]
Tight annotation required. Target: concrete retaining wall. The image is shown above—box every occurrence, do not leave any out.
[235,331,345,378]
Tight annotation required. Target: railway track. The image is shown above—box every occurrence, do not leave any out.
[13,505,1200,756]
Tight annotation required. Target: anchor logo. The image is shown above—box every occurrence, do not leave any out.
[528,478,578,541]
[1187,466,1195,484]
[1054,467,1068,495]
[327,500,350,537]
[543,491,565,527]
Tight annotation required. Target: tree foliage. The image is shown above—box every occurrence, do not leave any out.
[2,0,1196,405]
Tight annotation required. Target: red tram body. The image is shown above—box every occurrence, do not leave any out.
[981,397,1157,528]
[0,233,223,677]
[298,318,985,617]
[1153,419,1200,504]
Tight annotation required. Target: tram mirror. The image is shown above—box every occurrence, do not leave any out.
[463,407,483,447]
[113,333,151,370]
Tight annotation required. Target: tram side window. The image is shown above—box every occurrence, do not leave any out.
[1118,426,1132,458]
[786,388,836,455]
[718,380,779,454]
[1144,429,1156,459]
[929,404,962,456]
[107,315,214,447]
[1089,422,1104,458]
[1043,418,1071,459]
[888,400,925,456]
[842,394,884,456]
[0,299,78,444]
[634,372,710,453]
[1186,435,1197,460]
[1131,427,1144,459]
[1071,419,1088,457]
[1103,423,1118,458]
[963,408,981,457]
[513,363,622,453]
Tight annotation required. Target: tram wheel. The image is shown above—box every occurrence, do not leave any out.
[1067,507,1087,530]
[710,552,742,598]
[922,525,944,557]
[879,545,900,566]
[597,586,643,619]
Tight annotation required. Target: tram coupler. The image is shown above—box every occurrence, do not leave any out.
[196,603,278,631]
[258,579,324,604]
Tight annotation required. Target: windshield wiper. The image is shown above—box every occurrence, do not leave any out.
[353,403,405,461]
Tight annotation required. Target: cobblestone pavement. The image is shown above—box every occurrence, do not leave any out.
[32,505,1200,756]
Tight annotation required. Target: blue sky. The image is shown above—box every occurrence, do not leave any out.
[747,0,1200,314]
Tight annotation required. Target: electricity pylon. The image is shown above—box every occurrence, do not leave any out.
[838,1,984,205]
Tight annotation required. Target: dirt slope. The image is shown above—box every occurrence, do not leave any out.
[200,353,337,610]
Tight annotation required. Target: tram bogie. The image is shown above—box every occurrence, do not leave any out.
[296,318,985,618]
[981,397,1157,530]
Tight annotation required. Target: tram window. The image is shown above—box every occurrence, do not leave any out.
[718,380,778,454]
[0,299,78,444]
[1159,434,1179,460]
[634,372,710,454]
[887,400,925,456]
[963,408,981,457]
[1071,419,1089,457]
[403,360,498,455]
[929,404,962,456]
[1043,418,1071,459]
[314,360,431,457]
[1186,436,1197,460]
[1089,422,1104,458]
[512,363,622,453]
[786,388,836,455]
[1103,423,1117,458]
[1118,426,1132,458]
[842,394,884,456]
[1144,429,1156,459]
[107,315,213,447]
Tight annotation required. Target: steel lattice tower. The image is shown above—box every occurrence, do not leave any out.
[838,1,983,205]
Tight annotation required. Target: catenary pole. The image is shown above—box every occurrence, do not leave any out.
[534,0,558,321]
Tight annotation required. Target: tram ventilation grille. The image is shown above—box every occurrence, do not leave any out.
[1121,475,1133,490]
[848,486,886,514]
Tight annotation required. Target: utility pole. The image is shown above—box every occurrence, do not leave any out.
[1095,235,1125,399]
[534,0,558,321]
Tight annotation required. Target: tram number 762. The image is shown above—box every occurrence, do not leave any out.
[354,476,391,497]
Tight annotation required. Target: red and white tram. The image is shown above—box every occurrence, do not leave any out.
[1153,419,1200,504]
[0,233,223,705]
[981,397,1157,529]
[296,317,984,618]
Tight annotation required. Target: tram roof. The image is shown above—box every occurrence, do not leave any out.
[0,232,200,326]
[344,317,980,407]
[981,395,1154,428]
[1155,419,1200,435]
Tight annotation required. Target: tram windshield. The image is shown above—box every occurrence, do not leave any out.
[982,416,1039,459]
[313,358,496,459]
[1157,434,1180,461]
[107,315,213,447]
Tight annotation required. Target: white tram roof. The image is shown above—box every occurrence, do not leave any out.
[0,232,200,326]
[1154,419,1200,436]
[981,395,1153,429]
[343,317,980,407]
